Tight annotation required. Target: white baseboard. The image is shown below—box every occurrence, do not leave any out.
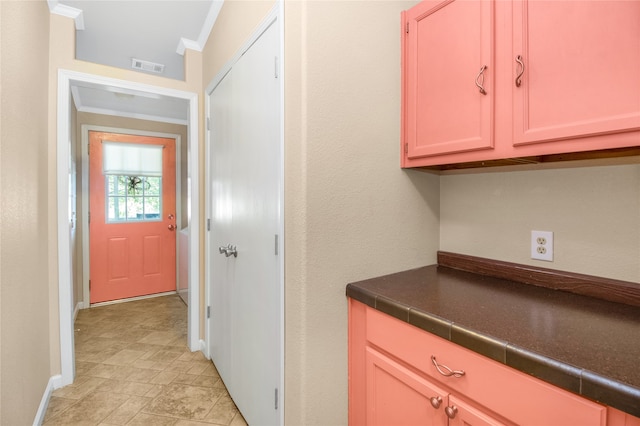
[73,301,84,322]
[33,374,62,426]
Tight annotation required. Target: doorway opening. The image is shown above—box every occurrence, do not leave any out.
[56,70,200,387]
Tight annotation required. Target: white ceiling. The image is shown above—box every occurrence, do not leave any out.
[49,0,222,125]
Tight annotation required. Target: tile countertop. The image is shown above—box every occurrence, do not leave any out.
[346,264,640,417]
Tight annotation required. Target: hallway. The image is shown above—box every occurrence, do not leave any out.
[43,295,247,425]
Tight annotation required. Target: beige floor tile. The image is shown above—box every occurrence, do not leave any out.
[151,370,181,385]
[101,395,152,425]
[52,376,106,400]
[111,366,160,383]
[85,363,121,379]
[44,391,129,425]
[44,296,247,425]
[42,396,78,423]
[172,373,199,385]
[203,394,239,425]
[144,384,165,398]
[230,412,248,426]
[103,349,147,366]
[126,412,179,426]
[147,349,183,363]
[138,330,179,345]
[143,383,225,420]
[190,375,219,389]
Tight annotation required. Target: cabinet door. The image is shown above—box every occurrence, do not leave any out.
[366,347,448,426]
[404,0,495,160]
[447,395,508,426]
[512,0,640,147]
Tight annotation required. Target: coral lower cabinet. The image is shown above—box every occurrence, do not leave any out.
[401,0,640,168]
[348,299,609,425]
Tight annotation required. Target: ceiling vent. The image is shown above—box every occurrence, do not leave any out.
[131,58,165,74]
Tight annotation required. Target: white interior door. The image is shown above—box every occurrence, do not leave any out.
[208,18,281,426]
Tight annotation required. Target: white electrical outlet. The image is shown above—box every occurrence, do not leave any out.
[531,230,553,261]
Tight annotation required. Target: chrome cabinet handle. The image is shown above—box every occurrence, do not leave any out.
[475,65,488,95]
[430,396,442,409]
[515,55,525,87]
[431,355,465,378]
[218,244,238,258]
[445,405,458,419]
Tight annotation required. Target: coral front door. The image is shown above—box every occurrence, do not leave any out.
[89,131,176,304]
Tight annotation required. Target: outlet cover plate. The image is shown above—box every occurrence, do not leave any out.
[531,230,553,261]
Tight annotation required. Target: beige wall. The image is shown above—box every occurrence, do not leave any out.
[204,1,440,424]
[441,160,640,283]
[284,2,439,423]
[0,1,52,423]
[202,1,275,85]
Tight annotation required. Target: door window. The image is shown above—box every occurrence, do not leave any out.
[106,175,162,222]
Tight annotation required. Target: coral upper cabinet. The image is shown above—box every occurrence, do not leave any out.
[401,0,640,168]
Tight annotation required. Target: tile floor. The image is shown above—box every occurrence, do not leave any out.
[43,295,247,426]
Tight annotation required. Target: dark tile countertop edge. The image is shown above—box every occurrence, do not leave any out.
[346,269,640,418]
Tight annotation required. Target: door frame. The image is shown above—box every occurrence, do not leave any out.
[204,3,284,421]
[81,126,183,306]
[57,69,200,387]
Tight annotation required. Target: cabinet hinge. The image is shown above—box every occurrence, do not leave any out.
[406,22,409,34]
[87,142,90,155]
[275,388,279,410]
[207,117,210,131]
[207,218,211,231]
[88,211,91,224]
[89,279,91,290]
[207,306,211,319]
[274,234,279,255]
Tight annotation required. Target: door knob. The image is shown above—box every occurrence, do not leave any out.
[168,224,176,231]
[218,244,238,258]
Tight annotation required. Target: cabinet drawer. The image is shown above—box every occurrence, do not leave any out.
[365,306,606,426]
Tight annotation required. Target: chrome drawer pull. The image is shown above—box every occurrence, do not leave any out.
[431,355,465,378]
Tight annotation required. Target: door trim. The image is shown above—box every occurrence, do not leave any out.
[204,3,284,422]
[57,69,200,387]
[81,126,183,306]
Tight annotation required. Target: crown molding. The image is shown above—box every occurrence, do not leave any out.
[176,0,224,55]
[47,0,84,30]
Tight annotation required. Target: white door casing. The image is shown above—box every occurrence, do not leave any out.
[205,7,283,425]
[56,70,200,387]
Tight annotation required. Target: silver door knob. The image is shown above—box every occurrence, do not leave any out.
[218,244,238,258]
[225,245,237,258]
[168,224,176,231]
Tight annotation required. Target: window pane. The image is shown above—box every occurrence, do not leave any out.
[116,176,127,195]
[145,197,161,219]
[146,177,161,196]
[107,176,117,196]
[127,196,144,220]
